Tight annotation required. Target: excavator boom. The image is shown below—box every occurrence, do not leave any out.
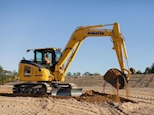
[14,22,131,97]
[54,23,131,88]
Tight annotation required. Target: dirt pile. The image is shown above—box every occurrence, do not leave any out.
[52,90,135,103]
[75,90,134,103]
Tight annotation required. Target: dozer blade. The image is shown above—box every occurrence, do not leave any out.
[103,68,128,89]
[51,88,82,96]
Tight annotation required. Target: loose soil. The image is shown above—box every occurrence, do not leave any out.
[51,90,135,103]
[0,74,154,115]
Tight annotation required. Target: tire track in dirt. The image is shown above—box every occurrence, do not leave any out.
[144,74,154,87]
[103,88,154,114]
[103,87,154,105]
[131,75,145,87]
[54,99,102,115]
[53,98,126,115]
[119,90,153,105]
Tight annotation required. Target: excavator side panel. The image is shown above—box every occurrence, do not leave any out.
[19,60,54,82]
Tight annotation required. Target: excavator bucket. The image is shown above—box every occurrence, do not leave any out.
[51,88,82,96]
[103,68,128,89]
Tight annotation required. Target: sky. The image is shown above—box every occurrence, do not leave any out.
[0,0,154,75]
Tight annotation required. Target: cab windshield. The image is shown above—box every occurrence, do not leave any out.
[55,50,62,62]
[35,51,52,63]
[35,51,42,62]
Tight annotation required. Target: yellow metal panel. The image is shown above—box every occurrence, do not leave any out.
[19,63,54,82]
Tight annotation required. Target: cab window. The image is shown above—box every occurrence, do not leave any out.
[44,52,52,62]
[55,50,62,62]
[36,51,42,62]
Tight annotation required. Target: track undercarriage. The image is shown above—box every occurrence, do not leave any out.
[13,82,82,96]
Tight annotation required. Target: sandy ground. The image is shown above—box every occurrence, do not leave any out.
[0,74,154,115]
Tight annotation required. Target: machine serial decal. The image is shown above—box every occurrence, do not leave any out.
[88,32,104,35]
[35,74,43,76]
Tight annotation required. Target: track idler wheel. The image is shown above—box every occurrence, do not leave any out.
[103,68,128,89]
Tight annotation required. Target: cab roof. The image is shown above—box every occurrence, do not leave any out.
[27,47,61,52]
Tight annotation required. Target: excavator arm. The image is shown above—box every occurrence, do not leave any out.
[54,23,131,87]
[14,22,131,97]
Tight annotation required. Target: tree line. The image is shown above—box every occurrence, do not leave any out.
[66,72,101,77]
[136,63,154,74]
[67,63,154,76]
[0,65,18,83]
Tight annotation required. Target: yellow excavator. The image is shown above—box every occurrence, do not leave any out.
[13,22,131,96]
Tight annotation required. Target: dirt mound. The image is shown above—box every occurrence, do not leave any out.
[75,90,134,103]
[51,90,135,103]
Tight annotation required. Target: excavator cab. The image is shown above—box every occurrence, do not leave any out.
[32,48,62,72]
